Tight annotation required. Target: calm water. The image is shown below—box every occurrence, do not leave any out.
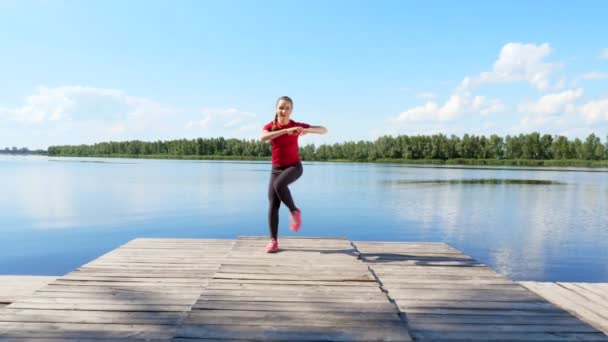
[1,155,607,282]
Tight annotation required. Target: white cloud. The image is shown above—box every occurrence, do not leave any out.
[186,116,212,129]
[0,86,263,148]
[472,96,506,115]
[224,119,243,128]
[514,89,585,133]
[416,92,436,100]
[236,124,258,132]
[186,107,257,131]
[518,89,583,115]
[394,92,505,123]
[553,78,567,91]
[582,72,608,80]
[581,98,608,124]
[514,92,608,135]
[1,86,174,133]
[460,43,561,92]
[392,42,563,127]
[599,48,608,60]
[1,86,135,123]
[394,102,439,122]
[392,43,603,138]
[518,114,566,130]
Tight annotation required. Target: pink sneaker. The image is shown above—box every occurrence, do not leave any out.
[265,239,278,253]
[290,209,302,232]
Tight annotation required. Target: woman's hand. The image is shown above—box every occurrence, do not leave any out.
[286,127,304,135]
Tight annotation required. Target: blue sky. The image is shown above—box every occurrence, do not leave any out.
[1,0,607,149]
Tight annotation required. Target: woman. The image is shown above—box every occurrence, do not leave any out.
[260,96,328,253]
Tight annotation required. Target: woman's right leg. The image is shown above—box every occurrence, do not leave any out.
[268,169,282,240]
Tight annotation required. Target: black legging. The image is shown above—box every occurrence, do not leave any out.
[268,162,303,240]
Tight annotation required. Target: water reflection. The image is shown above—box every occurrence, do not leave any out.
[1,156,607,282]
[386,178,564,185]
[384,168,608,281]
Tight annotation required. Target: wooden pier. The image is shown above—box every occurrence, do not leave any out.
[0,276,56,308]
[0,237,606,341]
[521,282,608,336]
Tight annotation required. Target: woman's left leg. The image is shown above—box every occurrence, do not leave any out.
[270,162,303,212]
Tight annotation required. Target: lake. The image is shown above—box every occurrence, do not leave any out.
[1,155,607,282]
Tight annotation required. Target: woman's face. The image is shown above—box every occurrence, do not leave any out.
[276,99,293,119]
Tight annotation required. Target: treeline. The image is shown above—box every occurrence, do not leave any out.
[49,138,272,158]
[47,133,608,162]
[0,147,47,155]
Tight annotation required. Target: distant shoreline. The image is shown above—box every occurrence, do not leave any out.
[42,154,608,168]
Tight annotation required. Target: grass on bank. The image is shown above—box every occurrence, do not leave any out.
[46,153,608,168]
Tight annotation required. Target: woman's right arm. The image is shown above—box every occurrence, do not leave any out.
[260,127,302,142]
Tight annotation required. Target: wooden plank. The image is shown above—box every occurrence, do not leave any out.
[212,272,374,281]
[381,283,525,290]
[215,268,371,276]
[0,277,57,304]
[354,241,608,341]
[0,309,186,324]
[386,288,543,302]
[7,302,191,311]
[238,236,348,240]
[37,282,200,289]
[197,295,389,304]
[575,283,608,302]
[29,291,199,300]
[78,265,220,270]
[192,300,398,313]
[209,278,381,286]
[15,297,196,305]
[397,300,560,311]
[16,238,586,341]
[59,276,213,282]
[0,339,169,342]
[401,307,577,316]
[411,322,599,333]
[559,283,608,311]
[173,237,413,341]
[379,274,508,281]
[0,239,235,340]
[366,261,480,268]
[51,280,208,288]
[183,314,405,328]
[406,313,588,325]
[187,310,399,321]
[206,283,382,292]
[0,323,176,339]
[521,281,608,334]
[412,330,608,341]
[381,278,514,285]
[198,288,386,297]
[69,271,217,277]
[175,324,412,341]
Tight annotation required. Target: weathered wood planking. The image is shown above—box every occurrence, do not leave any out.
[354,241,608,341]
[0,238,234,340]
[520,281,608,335]
[0,276,57,307]
[2,237,607,341]
[174,237,412,341]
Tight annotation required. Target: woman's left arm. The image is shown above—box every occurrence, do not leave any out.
[301,125,328,135]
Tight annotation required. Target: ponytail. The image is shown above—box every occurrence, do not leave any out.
[271,114,278,131]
